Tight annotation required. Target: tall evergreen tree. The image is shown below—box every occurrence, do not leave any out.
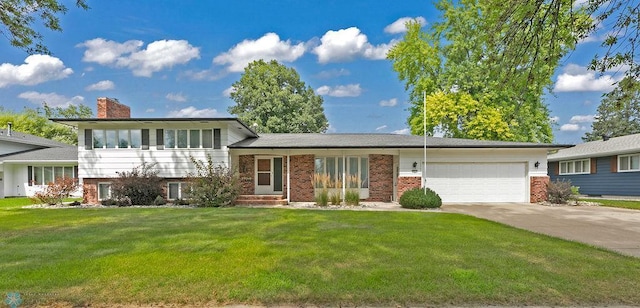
[583,77,640,141]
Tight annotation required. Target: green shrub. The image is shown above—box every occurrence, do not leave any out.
[111,163,164,205]
[316,189,329,206]
[153,195,166,206]
[330,191,341,205]
[187,155,240,207]
[399,188,442,209]
[173,198,190,206]
[101,199,117,206]
[547,179,574,204]
[345,190,360,206]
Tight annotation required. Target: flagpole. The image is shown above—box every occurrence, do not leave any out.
[423,91,427,193]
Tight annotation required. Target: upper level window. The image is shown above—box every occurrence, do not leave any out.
[90,129,144,149]
[619,154,640,172]
[559,159,590,175]
[162,128,221,149]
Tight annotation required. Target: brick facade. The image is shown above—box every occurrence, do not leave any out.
[397,176,422,200]
[97,97,130,119]
[238,155,255,195]
[367,154,394,202]
[290,155,315,202]
[530,176,549,203]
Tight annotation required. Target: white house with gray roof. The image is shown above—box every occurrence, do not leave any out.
[51,98,567,204]
[548,133,640,196]
[0,124,78,198]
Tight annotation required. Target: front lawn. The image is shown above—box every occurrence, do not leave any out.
[0,205,639,306]
[581,198,640,210]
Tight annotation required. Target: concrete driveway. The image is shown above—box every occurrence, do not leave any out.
[442,203,640,258]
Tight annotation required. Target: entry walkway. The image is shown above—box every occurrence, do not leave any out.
[442,203,640,258]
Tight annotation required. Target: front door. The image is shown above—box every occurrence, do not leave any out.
[255,157,283,195]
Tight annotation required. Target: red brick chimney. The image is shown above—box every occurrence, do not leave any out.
[97,97,130,119]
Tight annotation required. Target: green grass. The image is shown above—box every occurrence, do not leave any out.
[0,205,639,306]
[581,198,640,210]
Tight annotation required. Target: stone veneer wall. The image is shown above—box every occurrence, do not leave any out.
[367,154,394,202]
[290,155,315,202]
[239,155,255,195]
[530,176,549,203]
[397,176,422,200]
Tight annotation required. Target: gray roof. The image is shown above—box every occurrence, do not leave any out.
[229,133,567,149]
[548,133,640,161]
[0,129,72,148]
[0,146,77,163]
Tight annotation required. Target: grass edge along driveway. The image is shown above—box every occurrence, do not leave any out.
[0,205,639,306]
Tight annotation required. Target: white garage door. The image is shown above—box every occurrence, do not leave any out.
[425,163,526,202]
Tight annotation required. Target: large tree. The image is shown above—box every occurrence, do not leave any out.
[0,103,93,144]
[228,59,328,133]
[583,76,640,141]
[0,0,89,54]
[388,0,590,142]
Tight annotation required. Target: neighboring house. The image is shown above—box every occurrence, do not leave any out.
[0,124,78,198]
[53,98,566,204]
[548,133,640,196]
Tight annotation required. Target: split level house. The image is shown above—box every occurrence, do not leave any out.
[549,133,640,196]
[0,123,78,198]
[48,98,566,205]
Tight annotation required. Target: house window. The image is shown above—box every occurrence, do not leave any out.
[167,182,190,200]
[190,130,200,148]
[559,159,590,175]
[90,129,143,149]
[98,183,111,201]
[314,156,369,189]
[28,166,76,186]
[619,154,640,172]
[161,128,221,149]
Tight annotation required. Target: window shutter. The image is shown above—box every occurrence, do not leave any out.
[591,158,597,174]
[611,155,618,173]
[553,162,559,175]
[214,129,221,149]
[156,129,164,149]
[84,129,92,150]
[141,129,149,150]
[28,166,33,186]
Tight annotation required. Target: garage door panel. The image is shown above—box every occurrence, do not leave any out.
[425,163,526,203]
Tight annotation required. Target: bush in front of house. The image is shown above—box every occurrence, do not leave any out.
[187,155,240,207]
[111,162,164,206]
[547,179,577,204]
[345,190,360,206]
[32,177,79,205]
[400,188,442,209]
[316,189,329,206]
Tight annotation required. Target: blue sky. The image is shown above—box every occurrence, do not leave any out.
[0,1,623,144]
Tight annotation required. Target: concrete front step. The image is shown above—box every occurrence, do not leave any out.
[235,195,288,206]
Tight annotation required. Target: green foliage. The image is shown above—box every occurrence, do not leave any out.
[229,59,329,133]
[345,190,360,206]
[31,177,79,205]
[111,163,164,206]
[583,77,640,141]
[547,179,575,204]
[330,191,341,205]
[187,155,240,207]
[0,105,93,145]
[153,195,166,206]
[0,0,89,54]
[387,0,591,142]
[315,189,329,207]
[571,186,580,196]
[399,188,442,209]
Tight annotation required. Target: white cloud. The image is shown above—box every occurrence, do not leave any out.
[167,106,219,118]
[222,87,235,97]
[313,27,395,63]
[570,114,595,123]
[549,116,560,124]
[145,108,155,113]
[560,123,582,132]
[181,69,226,81]
[384,16,427,34]
[0,55,73,88]
[166,92,187,102]
[85,80,115,91]
[379,98,398,107]
[18,91,84,108]
[554,64,619,92]
[391,128,410,135]
[315,68,350,79]
[78,38,200,77]
[316,84,362,97]
[375,125,388,131]
[213,33,305,72]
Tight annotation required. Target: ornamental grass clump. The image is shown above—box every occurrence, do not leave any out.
[399,187,442,209]
[344,190,360,206]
